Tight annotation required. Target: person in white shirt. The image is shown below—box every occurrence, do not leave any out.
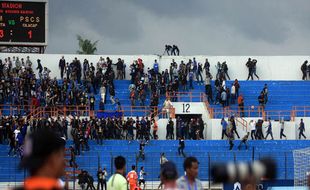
[163,98,173,118]
[14,127,21,142]
[139,166,147,190]
[233,181,241,190]
[231,84,236,104]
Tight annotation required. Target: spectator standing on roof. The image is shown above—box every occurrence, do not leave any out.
[171,45,179,56]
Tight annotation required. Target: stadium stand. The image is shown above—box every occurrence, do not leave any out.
[0,54,310,189]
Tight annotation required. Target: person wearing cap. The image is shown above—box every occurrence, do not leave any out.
[160,161,179,190]
[177,157,203,190]
[19,128,66,190]
[107,156,127,190]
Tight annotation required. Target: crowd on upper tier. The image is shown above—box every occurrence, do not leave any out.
[0,55,308,115]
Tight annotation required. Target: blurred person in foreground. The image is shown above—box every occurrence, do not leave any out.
[18,128,66,190]
[107,156,127,190]
[160,161,179,190]
[177,156,203,190]
[211,158,277,190]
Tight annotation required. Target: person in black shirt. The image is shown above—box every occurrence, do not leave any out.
[97,167,108,190]
[252,59,260,80]
[115,58,124,80]
[137,140,146,161]
[178,137,186,157]
[222,62,230,80]
[164,45,172,56]
[90,94,95,110]
[69,146,78,168]
[86,171,96,190]
[301,60,308,80]
[230,116,240,139]
[228,129,234,150]
[262,84,268,104]
[171,45,179,56]
[258,92,265,109]
[246,58,254,80]
[59,56,66,79]
[299,118,306,139]
[36,59,43,75]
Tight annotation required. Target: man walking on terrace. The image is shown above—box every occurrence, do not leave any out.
[299,118,306,139]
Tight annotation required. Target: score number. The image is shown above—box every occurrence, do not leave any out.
[28,30,32,39]
[0,30,32,39]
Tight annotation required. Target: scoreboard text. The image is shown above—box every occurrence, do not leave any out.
[0,1,46,45]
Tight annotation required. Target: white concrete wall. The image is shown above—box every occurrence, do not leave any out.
[0,53,309,80]
[211,117,297,140]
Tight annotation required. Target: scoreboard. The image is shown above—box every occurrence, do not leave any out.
[0,0,47,46]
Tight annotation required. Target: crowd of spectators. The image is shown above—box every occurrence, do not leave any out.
[0,55,119,115]
[0,54,267,115]
[0,113,210,158]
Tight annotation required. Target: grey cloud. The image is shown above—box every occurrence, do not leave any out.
[46,0,310,55]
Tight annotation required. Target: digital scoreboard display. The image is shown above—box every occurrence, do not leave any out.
[0,1,47,45]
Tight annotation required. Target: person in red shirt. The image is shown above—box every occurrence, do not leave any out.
[127,165,138,190]
[238,94,245,117]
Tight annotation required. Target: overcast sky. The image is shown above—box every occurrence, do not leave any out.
[46,0,310,55]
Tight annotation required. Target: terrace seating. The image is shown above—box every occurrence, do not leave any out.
[0,140,309,182]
